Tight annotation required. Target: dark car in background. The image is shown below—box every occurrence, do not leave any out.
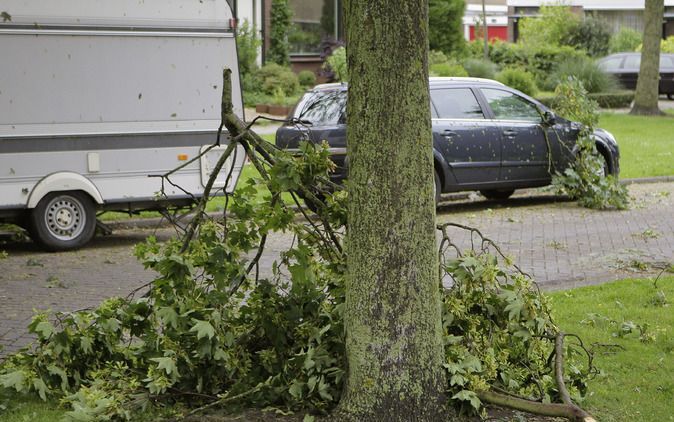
[597,52,674,100]
[275,77,620,203]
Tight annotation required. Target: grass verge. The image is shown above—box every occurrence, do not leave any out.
[599,113,674,179]
[548,275,674,421]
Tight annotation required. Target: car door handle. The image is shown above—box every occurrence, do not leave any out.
[503,129,518,137]
[442,129,457,138]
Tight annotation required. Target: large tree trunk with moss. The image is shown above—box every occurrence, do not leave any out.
[336,0,449,420]
[630,0,664,115]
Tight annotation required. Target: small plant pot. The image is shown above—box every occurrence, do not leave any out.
[255,104,269,113]
[267,105,290,116]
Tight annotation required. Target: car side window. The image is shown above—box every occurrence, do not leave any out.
[599,57,623,71]
[624,55,641,69]
[430,88,485,119]
[482,88,541,122]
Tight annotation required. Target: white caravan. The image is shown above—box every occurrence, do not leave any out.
[0,0,246,250]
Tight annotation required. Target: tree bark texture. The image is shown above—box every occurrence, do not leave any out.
[338,0,448,420]
[630,0,664,115]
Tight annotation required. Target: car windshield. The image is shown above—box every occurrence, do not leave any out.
[294,90,346,125]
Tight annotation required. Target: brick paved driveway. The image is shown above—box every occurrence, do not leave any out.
[1,182,672,356]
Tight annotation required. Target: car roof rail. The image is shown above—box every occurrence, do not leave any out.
[429,76,505,85]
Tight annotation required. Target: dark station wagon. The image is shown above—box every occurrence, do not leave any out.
[275,77,620,202]
[597,52,674,100]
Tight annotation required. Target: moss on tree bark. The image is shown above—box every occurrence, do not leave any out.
[336,0,449,420]
[630,0,664,116]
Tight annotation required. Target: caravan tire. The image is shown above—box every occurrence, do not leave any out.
[28,191,96,251]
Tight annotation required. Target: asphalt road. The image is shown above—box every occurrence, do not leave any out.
[1,181,673,356]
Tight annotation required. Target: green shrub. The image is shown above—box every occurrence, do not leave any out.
[536,91,634,109]
[430,62,468,77]
[429,0,466,56]
[589,91,634,108]
[542,56,619,94]
[462,58,497,79]
[565,17,611,57]
[236,20,261,79]
[518,5,580,47]
[297,70,316,88]
[662,36,674,53]
[609,27,642,53]
[324,46,348,82]
[526,45,586,82]
[496,67,538,96]
[254,63,300,96]
[429,50,450,66]
[269,0,292,65]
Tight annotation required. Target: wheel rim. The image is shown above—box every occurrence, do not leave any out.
[43,195,87,241]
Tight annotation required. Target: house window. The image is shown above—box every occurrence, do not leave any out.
[288,0,343,55]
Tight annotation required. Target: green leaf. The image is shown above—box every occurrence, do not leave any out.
[190,320,215,340]
[32,377,48,401]
[151,357,179,377]
[32,321,54,339]
[452,389,481,410]
[0,370,26,392]
[303,415,315,422]
[288,381,303,399]
[157,307,179,329]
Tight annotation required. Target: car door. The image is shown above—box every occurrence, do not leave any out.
[430,87,501,186]
[479,88,551,183]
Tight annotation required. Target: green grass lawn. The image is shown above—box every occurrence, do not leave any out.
[599,112,674,179]
[549,275,674,422]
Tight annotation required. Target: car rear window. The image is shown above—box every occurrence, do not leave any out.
[430,88,485,119]
[599,57,623,71]
[624,55,640,69]
[661,56,674,68]
[294,90,346,125]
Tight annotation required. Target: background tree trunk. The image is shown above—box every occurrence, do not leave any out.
[337,0,449,420]
[630,0,664,115]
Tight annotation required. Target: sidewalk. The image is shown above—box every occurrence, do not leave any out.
[1,181,673,356]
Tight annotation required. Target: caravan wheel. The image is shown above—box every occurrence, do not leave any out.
[29,191,96,251]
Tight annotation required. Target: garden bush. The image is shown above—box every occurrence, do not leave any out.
[536,91,634,110]
[236,20,261,79]
[429,50,450,66]
[495,67,537,96]
[565,17,611,57]
[430,62,468,77]
[298,70,316,88]
[254,63,300,96]
[609,27,642,53]
[323,46,348,82]
[542,56,619,94]
[518,5,580,47]
[662,36,674,53]
[462,58,497,79]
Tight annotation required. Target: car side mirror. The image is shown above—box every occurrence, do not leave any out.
[543,110,556,125]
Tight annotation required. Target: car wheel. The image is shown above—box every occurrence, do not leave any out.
[28,191,96,251]
[593,149,610,177]
[668,93,674,100]
[480,189,515,201]
[434,171,441,205]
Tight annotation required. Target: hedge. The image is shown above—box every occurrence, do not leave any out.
[536,90,634,110]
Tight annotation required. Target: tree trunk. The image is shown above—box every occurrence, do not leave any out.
[630,0,664,115]
[337,0,449,420]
